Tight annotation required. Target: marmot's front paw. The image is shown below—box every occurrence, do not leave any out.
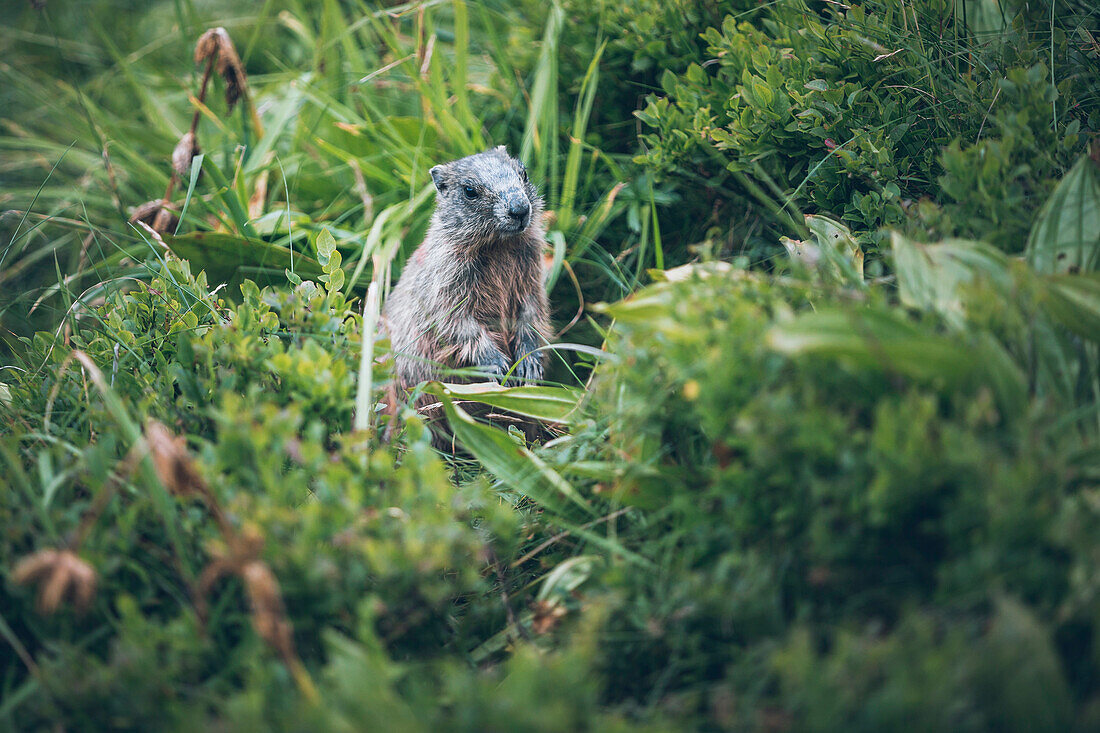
[475,351,511,382]
[511,354,543,385]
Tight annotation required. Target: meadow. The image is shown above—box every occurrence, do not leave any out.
[2,0,1100,729]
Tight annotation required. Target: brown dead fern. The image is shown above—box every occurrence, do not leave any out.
[197,525,319,703]
[12,550,97,615]
[145,26,261,234]
[142,419,318,702]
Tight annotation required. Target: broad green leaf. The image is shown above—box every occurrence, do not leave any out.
[593,284,680,331]
[1042,273,1100,342]
[164,231,324,284]
[537,555,601,601]
[1027,154,1100,274]
[424,381,584,423]
[803,214,864,282]
[892,234,1011,329]
[767,308,1026,414]
[436,393,593,517]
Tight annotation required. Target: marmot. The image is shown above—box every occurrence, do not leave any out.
[383,146,549,429]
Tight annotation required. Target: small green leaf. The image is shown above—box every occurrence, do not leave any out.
[326,267,345,293]
[324,248,342,273]
[316,228,337,264]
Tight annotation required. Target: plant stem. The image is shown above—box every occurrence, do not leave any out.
[153,55,215,232]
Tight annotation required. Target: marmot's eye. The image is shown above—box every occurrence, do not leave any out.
[519,165,528,183]
[463,185,479,199]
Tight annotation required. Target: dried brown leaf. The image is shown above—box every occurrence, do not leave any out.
[195,27,248,111]
[152,207,177,234]
[13,549,97,614]
[40,564,70,614]
[130,200,164,225]
[194,28,219,65]
[130,200,178,233]
[195,525,300,670]
[530,599,568,635]
[172,131,200,179]
[12,551,55,585]
[242,561,293,652]
[145,419,209,500]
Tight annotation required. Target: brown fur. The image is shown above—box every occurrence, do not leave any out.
[382,147,550,443]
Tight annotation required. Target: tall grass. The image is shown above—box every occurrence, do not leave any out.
[1,0,647,370]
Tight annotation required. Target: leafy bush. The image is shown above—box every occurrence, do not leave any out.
[3,0,1100,730]
[526,200,1100,726]
[2,250,508,725]
[635,0,1097,254]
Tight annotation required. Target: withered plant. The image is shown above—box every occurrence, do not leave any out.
[135,26,259,234]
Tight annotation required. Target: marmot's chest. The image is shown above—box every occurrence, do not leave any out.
[455,252,538,325]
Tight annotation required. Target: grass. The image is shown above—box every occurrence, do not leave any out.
[0,0,644,363]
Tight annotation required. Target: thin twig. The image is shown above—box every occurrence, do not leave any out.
[488,547,532,641]
[554,259,586,338]
[153,54,215,233]
[510,507,631,568]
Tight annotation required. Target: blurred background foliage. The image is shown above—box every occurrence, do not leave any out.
[2,0,1100,730]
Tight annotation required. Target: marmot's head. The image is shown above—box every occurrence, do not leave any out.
[429,146,541,244]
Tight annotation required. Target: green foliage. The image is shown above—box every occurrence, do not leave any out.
[0,0,655,360]
[3,0,1100,730]
[537,222,1100,725]
[2,252,503,725]
[634,0,1097,255]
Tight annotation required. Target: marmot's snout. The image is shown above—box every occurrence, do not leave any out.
[500,193,531,232]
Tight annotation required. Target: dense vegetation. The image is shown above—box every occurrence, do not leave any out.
[2,0,1099,729]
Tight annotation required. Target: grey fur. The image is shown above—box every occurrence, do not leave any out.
[383,146,549,399]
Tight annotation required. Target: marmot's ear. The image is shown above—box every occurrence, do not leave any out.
[429,165,446,192]
[494,144,508,155]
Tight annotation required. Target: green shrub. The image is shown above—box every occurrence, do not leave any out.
[524,204,1100,725]
[0,252,519,727]
[4,1,1100,730]
[635,0,1095,254]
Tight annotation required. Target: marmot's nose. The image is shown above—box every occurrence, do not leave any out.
[507,201,530,223]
